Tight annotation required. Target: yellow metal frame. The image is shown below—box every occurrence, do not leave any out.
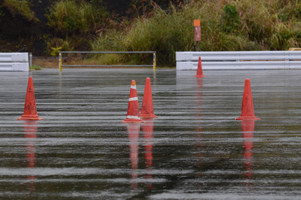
[59,53,62,72]
[153,52,156,71]
[59,51,156,72]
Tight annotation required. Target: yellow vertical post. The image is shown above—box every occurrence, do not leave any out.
[59,52,62,72]
[153,52,156,72]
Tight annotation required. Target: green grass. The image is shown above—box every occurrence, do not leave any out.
[5,0,301,67]
[45,0,111,56]
[46,0,109,34]
[3,0,38,21]
[90,0,301,66]
[29,65,42,71]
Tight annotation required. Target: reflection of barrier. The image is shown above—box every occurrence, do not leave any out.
[126,124,141,190]
[24,121,37,192]
[59,51,156,72]
[241,120,255,189]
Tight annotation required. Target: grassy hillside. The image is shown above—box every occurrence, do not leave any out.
[91,0,301,66]
[1,0,301,66]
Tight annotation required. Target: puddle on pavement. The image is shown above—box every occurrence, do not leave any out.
[0,69,300,199]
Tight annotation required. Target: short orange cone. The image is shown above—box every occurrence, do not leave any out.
[140,77,158,118]
[194,57,206,78]
[18,77,43,120]
[236,78,260,120]
[121,80,144,123]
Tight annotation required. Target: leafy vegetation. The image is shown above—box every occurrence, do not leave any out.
[91,0,301,66]
[91,1,256,65]
[221,4,240,34]
[3,0,37,21]
[29,65,42,70]
[2,0,301,67]
[46,0,109,34]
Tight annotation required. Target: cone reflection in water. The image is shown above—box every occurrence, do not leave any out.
[141,77,158,118]
[18,76,43,120]
[195,124,202,180]
[236,78,260,120]
[121,80,144,123]
[142,119,154,190]
[196,77,203,88]
[194,57,206,78]
[195,77,203,181]
[241,120,255,189]
[24,121,37,192]
[126,123,140,190]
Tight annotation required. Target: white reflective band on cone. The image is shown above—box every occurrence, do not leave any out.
[131,85,136,89]
[126,115,140,119]
[129,97,138,101]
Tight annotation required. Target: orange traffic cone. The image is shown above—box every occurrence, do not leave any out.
[194,57,206,78]
[140,77,158,118]
[121,80,144,123]
[236,78,260,120]
[18,77,43,120]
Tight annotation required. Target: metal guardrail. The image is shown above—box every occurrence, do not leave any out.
[0,53,29,72]
[176,51,301,70]
[59,51,156,72]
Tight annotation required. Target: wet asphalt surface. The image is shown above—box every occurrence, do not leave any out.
[0,68,301,199]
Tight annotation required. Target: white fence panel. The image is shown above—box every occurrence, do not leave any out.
[176,51,301,70]
[0,53,28,62]
[0,53,29,71]
[177,61,301,70]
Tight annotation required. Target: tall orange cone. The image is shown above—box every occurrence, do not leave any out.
[121,80,144,123]
[236,78,260,120]
[140,77,158,118]
[18,77,43,120]
[194,57,206,78]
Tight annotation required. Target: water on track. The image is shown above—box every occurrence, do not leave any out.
[0,69,300,199]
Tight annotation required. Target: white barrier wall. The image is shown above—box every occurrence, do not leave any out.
[176,51,301,70]
[0,53,29,72]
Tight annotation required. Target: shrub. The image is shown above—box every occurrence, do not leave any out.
[30,65,42,71]
[44,36,75,56]
[3,0,37,21]
[221,4,241,34]
[91,1,260,66]
[46,0,109,34]
[89,0,301,66]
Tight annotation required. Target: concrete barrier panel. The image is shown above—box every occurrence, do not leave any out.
[0,53,29,72]
[176,51,301,70]
[0,63,29,71]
